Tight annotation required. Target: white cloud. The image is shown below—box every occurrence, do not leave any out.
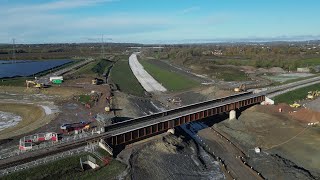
[0,1,233,43]
[6,0,116,13]
[180,6,200,14]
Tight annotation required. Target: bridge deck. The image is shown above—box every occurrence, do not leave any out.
[107,92,264,136]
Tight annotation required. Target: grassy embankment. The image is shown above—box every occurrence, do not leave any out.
[110,59,145,96]
[74,59,113,76]
[140,60,199,91]
[2,152,126,180]
[274,83,320,104]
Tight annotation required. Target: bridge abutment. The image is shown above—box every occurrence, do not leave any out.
[167,128,175,134]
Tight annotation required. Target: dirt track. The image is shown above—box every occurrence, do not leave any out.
[0,103,47,140]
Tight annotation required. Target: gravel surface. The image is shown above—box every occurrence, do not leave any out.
[129,133,224,180]
[129,53,167,93]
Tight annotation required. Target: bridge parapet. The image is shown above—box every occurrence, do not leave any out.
[105,93,265,147]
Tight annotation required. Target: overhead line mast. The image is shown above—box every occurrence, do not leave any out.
[12,38,16,63]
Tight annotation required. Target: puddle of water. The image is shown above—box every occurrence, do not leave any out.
[0,111,22,131]
[64,103,78,110]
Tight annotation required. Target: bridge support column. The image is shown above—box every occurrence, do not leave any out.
[229,110,236,120]
[167,128,175,134]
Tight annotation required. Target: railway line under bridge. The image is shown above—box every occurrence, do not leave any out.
[103,92,265,154]
[0,92,265,172]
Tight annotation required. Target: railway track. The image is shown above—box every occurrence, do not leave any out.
[1,75,319,172]
[0,92,255,171]
[263,75,320,97]
[0,133,110,170]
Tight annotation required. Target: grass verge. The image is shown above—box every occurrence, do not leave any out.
[110,60,145,96]
[140,60,199,91]
[2,153,126,180]
[78,95,91,104]
[273,83,320,104]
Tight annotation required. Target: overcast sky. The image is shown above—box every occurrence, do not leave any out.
[1,0,320,44]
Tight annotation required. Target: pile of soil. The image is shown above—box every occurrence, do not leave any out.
[269,67,286,73]
[240,66,256,74]
[257,68,268,73]
[129,133,224,180]
[291,108,320,123]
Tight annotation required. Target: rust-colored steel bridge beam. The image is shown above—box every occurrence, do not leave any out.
[105,92,265,147]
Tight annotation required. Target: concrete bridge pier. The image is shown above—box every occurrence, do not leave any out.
[229,110,236,120]
[167,128,175,134]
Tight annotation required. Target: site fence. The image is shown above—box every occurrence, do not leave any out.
[0,145,96,177]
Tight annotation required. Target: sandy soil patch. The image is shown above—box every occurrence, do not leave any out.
[0,111,22,132]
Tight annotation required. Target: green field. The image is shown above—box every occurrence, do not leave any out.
[140,60,199,91]
[0,77,29,86]
[297,57,320,67]
[110,60,145,96]
[208,66,248,81]
[274,83,320,104]
[2,153,126,180]
[212,57,320,70]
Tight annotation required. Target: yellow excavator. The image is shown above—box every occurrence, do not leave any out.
[307,91,319,100]
[92,78,104,85]
[290,102,301,108]
[26,80,44,89]
[234,84,246,92]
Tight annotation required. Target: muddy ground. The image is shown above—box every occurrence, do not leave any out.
[118,130,225,180]
[0,76,112,149]
[216,105,320,179]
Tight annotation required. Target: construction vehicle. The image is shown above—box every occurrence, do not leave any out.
[290,102,301,108]
[60,121,91,133]
[26,80,44,89]
[307,91,320,100]
[92,78,104,85]
[234,84,246,92]
[105,106,110,112]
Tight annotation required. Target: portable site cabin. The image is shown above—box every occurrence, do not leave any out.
[52,79,63,84]
[50,76,63,84]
